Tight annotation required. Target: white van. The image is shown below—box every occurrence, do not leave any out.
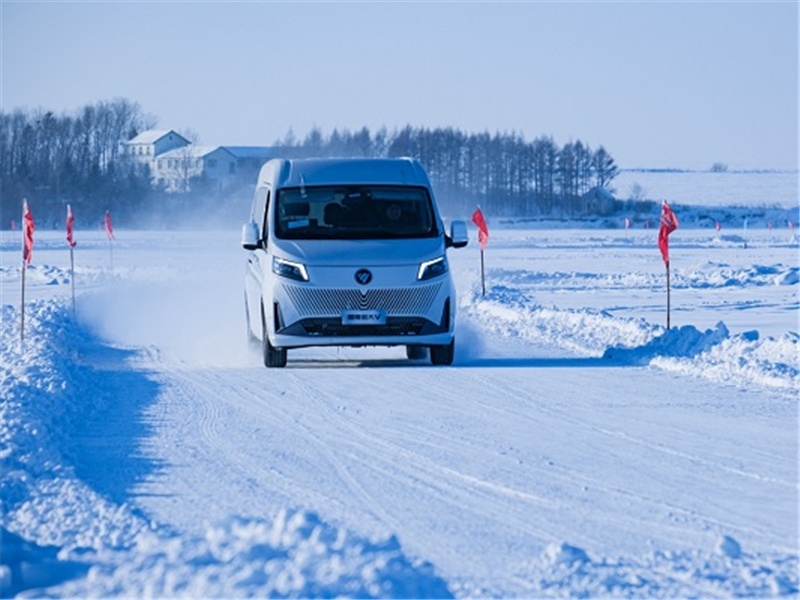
[241,158,468,367]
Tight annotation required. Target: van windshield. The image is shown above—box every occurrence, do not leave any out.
[275,185,439,240]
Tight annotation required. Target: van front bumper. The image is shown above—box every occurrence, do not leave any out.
[271,329,454,350]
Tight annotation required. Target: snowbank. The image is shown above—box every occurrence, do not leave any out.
[602,323,799,390]
[49,511,451,599]
[461,287,658,358]
[462,289,799,391]
[486,263,800,293]
[681,263,800,289]
[0,300,451,598]
[602,322,731,364]
[506,537,799,599]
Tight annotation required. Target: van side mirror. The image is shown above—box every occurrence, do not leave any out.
[241,221,260,250]
[447,220,468,249]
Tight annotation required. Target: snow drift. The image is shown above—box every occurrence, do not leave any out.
[462,287,799,390]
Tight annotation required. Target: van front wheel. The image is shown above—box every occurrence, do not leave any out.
[262,305,287,368]
[264,337,287,368]
[430,339,454,366]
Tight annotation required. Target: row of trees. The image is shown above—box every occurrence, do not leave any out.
[277,125,620,216]
[0,99,158,228]
[1,97,622,228]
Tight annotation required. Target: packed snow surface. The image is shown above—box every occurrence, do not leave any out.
[1,226,798,598]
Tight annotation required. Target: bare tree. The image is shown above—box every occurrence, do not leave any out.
[592,146,619,190]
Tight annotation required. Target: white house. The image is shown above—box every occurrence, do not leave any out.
[155,146,238,191]
[125,130,191,171]
[125,129,244,191]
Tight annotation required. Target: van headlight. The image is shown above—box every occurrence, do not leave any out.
[273,257,309,282]
[417,256,448,281]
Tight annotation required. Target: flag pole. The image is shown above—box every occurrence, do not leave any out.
[20,254,26,343]
[105,210,114,272]
[658,200,678,331]
[20,201,27,342]
[480,248,485,297]
[66,204,76,315]
[69,245,76,315]
[666,260,671,330]
[471,205,489,297]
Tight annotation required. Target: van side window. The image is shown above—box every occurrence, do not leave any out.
[262,191,271,240]
[252,187,269,237]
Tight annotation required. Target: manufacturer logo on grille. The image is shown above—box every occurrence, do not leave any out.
[355,269,372,285]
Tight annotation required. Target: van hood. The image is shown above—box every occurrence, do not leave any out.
[271,237,445,266]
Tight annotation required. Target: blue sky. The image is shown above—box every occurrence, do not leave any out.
[2,1,798,170]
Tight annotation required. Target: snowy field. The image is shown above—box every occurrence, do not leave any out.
[1,224,798,598]
[614,170,799,209]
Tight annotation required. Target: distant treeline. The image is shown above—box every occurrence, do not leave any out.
[277,125,620,217]
[0,99,158,229]
[1,98,621,228]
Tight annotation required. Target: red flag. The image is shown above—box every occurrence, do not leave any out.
[471,207,489,251]
[66,205,77,248]
[22,200,34,265]
[658,201,679,265]
[105,210,115,240]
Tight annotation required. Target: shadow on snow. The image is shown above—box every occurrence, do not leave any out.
[63,330,168,509]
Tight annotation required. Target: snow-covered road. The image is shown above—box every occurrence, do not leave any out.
[1,227,798,598]
[119,338,798,596]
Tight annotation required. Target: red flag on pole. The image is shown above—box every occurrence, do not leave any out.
[66,205,77,248]
[658,201,678,265]
[105,210,115,240]
[22,200,34,265]
[471,207,489,251]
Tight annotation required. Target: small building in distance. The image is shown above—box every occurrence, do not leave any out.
[581,186,616,216]
[124,130,287,193]
[125,130,191,171]
[155,146,237,192]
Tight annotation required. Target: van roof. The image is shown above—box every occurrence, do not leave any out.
[260,158,433,189]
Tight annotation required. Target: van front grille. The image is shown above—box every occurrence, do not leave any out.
[283,283,442,317]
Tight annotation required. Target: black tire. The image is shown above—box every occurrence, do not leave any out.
[430,339,454,366]
[406,345,428,360]
[261,304,287,368]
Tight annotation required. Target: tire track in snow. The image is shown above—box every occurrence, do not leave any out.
[458,364,792,545]
[237,370,405,534]
[149,357,406,534]
[282,367,564,545]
